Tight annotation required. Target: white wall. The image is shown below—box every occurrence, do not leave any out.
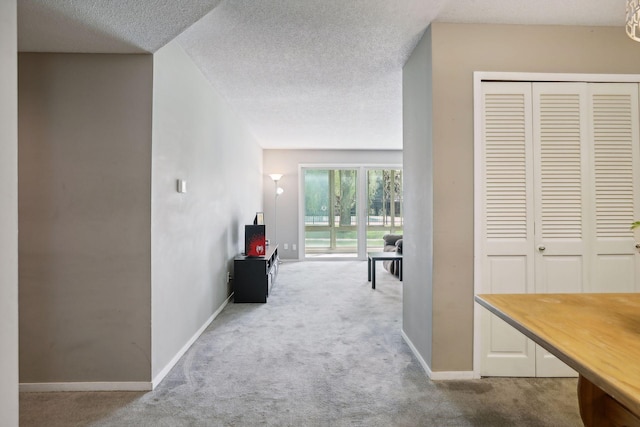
[152,40,263,381]
[0,0,18,424]
[263,149,402,259]
[17,41,263,389]
[19,53,153,384]
[402,27,433,371]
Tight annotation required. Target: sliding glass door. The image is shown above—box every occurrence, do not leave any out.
[304,169,358,257]
[366,169,403,252]
[303,166,402,259]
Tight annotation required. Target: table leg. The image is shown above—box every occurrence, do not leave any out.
[578,374,640,426]
[371,259,376,289]
[367,257,371,282]
[399,259,402,281]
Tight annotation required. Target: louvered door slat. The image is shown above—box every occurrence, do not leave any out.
[593,93,635,239]
[537,93,583,240]
[484,92,528,240]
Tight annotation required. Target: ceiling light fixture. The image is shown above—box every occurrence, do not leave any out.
[627,0,640,41]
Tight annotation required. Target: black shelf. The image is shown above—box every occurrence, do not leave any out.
[233,245,279,303]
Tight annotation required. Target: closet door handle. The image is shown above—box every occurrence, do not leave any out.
[538,246,546,251]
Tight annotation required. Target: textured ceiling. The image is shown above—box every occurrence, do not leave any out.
[17,0,625,149]
[18,0,223,53]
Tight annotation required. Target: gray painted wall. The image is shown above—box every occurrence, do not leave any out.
[0,0,18,424]
[401,27,433,370]
[18,53,153,383]
[263,149,402,260]
[151,41,263,380]
[404,23,640,373]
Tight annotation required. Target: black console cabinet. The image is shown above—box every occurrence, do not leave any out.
[233,245,279,303]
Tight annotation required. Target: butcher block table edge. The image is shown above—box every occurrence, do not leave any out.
[475,293,640,426]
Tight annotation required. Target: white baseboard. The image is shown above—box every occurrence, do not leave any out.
[20,382,152,392]
[401,329,478,381]
[401,329,432,376]
[429,370,477,380]
[151,292,233,389]
[20,294,234,393]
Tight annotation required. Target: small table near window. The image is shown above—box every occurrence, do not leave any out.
[367,252,403,289]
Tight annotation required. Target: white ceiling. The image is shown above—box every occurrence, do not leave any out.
[18,0,625,150]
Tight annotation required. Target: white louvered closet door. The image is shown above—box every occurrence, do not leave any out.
[479,82,536,377]
[479,81,640,378]
[588,84,640,293]
[532,83,588,377]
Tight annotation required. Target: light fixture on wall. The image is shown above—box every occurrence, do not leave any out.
[627,0,640,41]
[269,174,284,245]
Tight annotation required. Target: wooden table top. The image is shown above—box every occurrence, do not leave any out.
[475,293,640,417]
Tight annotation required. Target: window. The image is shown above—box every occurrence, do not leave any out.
[303,166,402,258]
[366,169,403,252]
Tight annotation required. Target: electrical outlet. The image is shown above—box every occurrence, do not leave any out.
[284,243,289,250]
[292,244,296,251]
[227,272,231,283]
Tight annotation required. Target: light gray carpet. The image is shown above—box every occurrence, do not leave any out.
[20,261,581,426]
